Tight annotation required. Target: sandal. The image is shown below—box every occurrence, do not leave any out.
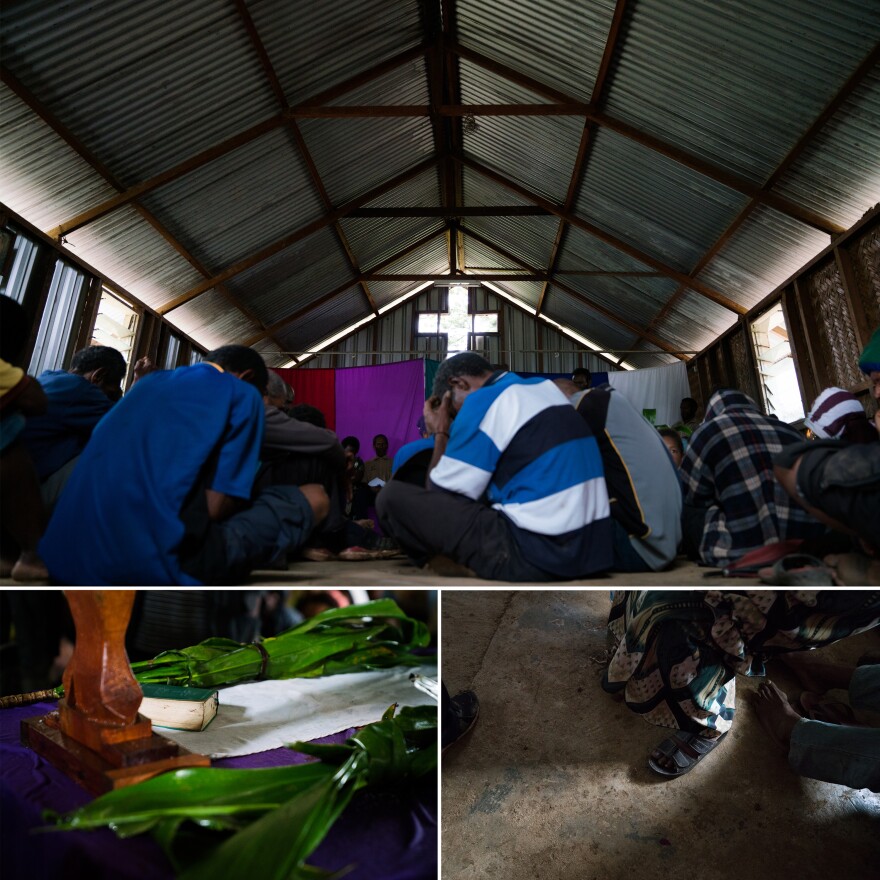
[648,730,728,778]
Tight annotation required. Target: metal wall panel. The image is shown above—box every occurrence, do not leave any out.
[249,0,424,105]
[64,205,205,310]
[2,0,279,182]
[224,226,356,326]
[575,127,751,272]
[697,204,830,309]
[0,83,119,231]
[774,65,880,231]
[604,0,880,183]
[141,128,326,271]
[457,0,617,101]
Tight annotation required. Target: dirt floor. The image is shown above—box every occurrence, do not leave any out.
[441,590,880,880]
[0,556,760,587]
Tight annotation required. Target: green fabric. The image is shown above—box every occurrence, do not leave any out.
[859,326,880,374]
[424,359,441,398]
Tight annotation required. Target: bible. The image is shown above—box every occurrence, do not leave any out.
[139,684,219,731]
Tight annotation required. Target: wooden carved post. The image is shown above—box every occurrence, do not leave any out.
[59,590,153,756]
[21,589,210,794]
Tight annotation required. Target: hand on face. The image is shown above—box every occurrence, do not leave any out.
[423,392,454,435]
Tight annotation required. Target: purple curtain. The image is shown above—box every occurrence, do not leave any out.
[334,361,426,460]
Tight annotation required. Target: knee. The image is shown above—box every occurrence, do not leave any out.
[299,484,330,524]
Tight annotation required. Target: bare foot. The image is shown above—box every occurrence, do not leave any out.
[10,551,49,583]
[754,681,802,750]
[825,553,880,586]
[778,653,855,693]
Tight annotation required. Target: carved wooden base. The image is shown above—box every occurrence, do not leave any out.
[21,711,211,795]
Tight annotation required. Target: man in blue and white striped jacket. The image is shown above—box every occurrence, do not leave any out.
[376,353,613,581]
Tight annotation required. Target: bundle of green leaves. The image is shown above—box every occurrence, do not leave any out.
[130,598,432,689]
[49,704,437,880]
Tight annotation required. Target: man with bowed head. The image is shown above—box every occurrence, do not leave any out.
[377,352,613,581]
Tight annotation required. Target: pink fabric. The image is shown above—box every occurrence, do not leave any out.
[334,361,426,460]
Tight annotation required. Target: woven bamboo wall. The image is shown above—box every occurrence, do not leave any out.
[850,224,880,332]
[728,325,760,403]
[805,258,864,390]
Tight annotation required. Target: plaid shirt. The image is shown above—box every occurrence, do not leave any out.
[680,390,825,566]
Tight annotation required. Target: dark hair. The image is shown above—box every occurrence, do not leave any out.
[658,428,684,452]
[70,345,127,383]
[373,433,388,443]
[341,436,360,452]
[0,295,29,364]
[290,403,326,428]
[205,345,269,394]
[681,397,698,408]
[572,367,591,379]
[433,352,493,398]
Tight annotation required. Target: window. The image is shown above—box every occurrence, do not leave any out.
[751,303,804,423]
[417,285,498,357]
[28,259,90,376]
[90,289,139,369]
[0,229,40,304]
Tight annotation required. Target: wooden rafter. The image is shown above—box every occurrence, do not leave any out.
[537,0,631,315]
[0,65,284,346]
[457,154,746,315]
[461,225,685,358]
[159,158,440,315]
[448,42,843,236]
[234,0,378,316]
[629,39,880,352]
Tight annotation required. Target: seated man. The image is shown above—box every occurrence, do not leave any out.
[20,344,128,507]
[556,380,682,572]
[377,353,612,581]
[39,345,328,585]
[571,367,591,390]
[674,396,702,434]
[352,433,392,518]
[680,388,825,567]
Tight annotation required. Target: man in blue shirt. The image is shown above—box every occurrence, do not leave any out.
[377,353,613,581]
[40,345,328,585]
[21,345,128,507]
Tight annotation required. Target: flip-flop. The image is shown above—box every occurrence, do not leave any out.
[758,554,834,586]
[799,691,857,725]
[648,730,728,778]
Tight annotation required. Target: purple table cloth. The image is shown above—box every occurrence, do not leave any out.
[1,701,436,880]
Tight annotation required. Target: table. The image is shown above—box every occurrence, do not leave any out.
[1,701,436,880]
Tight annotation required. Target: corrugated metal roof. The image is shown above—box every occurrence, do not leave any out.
[0,83,119,231]
[604,0,880,183]
[141,127,326,271]
[64,205,205,310]
[542,285,640,352]
[249,0,424,105]
[463,233,521,271]
[298,116,436,206]
[575,126,751,272]
[165,288,261,351]
[464,214,559,270]
[774,65,880,230]
[274,285,369,354]
[1,0,278,182]
[697,204,830,309]
[222,226,356,327]
[557,273,679,330]
[462,166,535,209]
[368,235,450,309]
[251,338,287,368]
[457,0,618,102]
[556,224,655,274]
[477,279,544,311]
[625,342,677,369]
[653,290,739,352]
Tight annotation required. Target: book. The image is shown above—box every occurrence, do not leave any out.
[139,684,219,731]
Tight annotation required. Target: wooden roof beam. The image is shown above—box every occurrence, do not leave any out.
[457,154,745,315]
[538,0,632,315]
[460,225,685,358]
[159,157,440,314]
[448,43,844,236]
